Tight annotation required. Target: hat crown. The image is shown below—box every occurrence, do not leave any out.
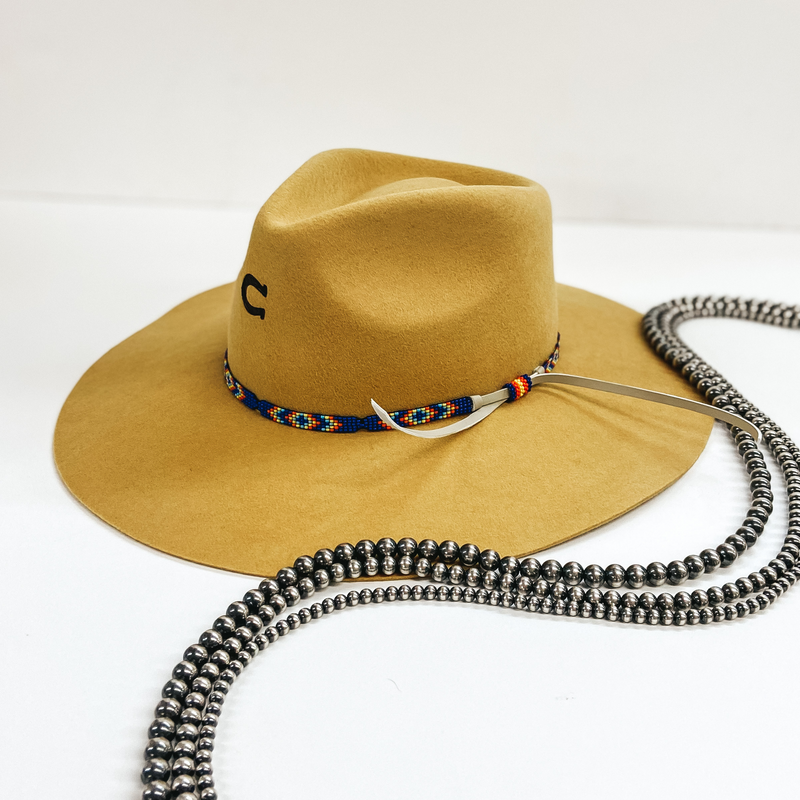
[227,149,558,417]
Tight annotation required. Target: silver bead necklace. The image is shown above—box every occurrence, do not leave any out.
[140,295,800,800]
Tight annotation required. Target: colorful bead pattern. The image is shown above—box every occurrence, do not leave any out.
[504,333,560,402]
[224,334,560,433]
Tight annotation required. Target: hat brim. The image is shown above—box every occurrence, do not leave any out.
[54,283,712,576]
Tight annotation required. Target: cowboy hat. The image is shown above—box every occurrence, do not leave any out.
[54,149,712,576]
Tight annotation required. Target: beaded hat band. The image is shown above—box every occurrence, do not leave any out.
[224,335,561,433]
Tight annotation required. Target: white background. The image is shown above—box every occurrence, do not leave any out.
[2,3,800,800]
[2,1,800,227]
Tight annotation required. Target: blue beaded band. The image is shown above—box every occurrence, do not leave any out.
[224,333,560,433]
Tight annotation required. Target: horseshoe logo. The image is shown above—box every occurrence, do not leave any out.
[241,273,268,319]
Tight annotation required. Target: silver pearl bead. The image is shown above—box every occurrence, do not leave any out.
[376,537,396,558]
[180,707,202,726]
[499,556,520,575]
[700,548,721,573]
[269,594,287,614]
[171,756,195,776]
[293,555,315,576]
[276,568,298,588]
[346,591,360,607]
[541,559,562,583]
[313,569,330,590]
[656,593,674,611]
[141,759,171,784]
[459,543,480,566]
[363,557,380,577]
[184,692,205,711]
[479,549,501,571]
[736,601,749,617]
[716,543,738,567]
[584,564,604,589]
[666,560,688,585]
[397,555,415,575]
[520,557,541,579]
[142,781,171,800]
[439,540,459,563]
[551,582,568,600]
[380,556,397,576]
[448,565,465,585]
[162,679,189,701]
[431,563,448,582]
[646,562,667,587]
[314,548,335,569]
[355,540,376,561]
[258,578,280,597]
[415,558,432,578]
[329,563,345,584]
[465,567,482,587]
[707,586,726,606]
[499,573,515,592]
[171,775,197,793]
[562,561,584,586]
[144,739,172,760]
[586,588,603,605]
[482,570,499,589]
[604,564,626,588]
[283,586,301,606]
[418,539,438,559]
[396,537,418,557]
[604,590,621,607]
[625,564,646,589]
[568,586,586,604]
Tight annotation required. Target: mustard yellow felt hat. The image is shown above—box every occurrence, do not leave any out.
[54,149,712,576]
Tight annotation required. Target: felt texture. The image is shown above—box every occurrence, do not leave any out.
[54,149,712,577]
[228,150,557,417]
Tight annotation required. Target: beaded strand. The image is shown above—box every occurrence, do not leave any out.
[224,334,560,432]
[142,296,799,800]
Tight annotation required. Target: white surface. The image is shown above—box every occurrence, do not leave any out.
[2,197,800,800]
[2,1,800,228]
